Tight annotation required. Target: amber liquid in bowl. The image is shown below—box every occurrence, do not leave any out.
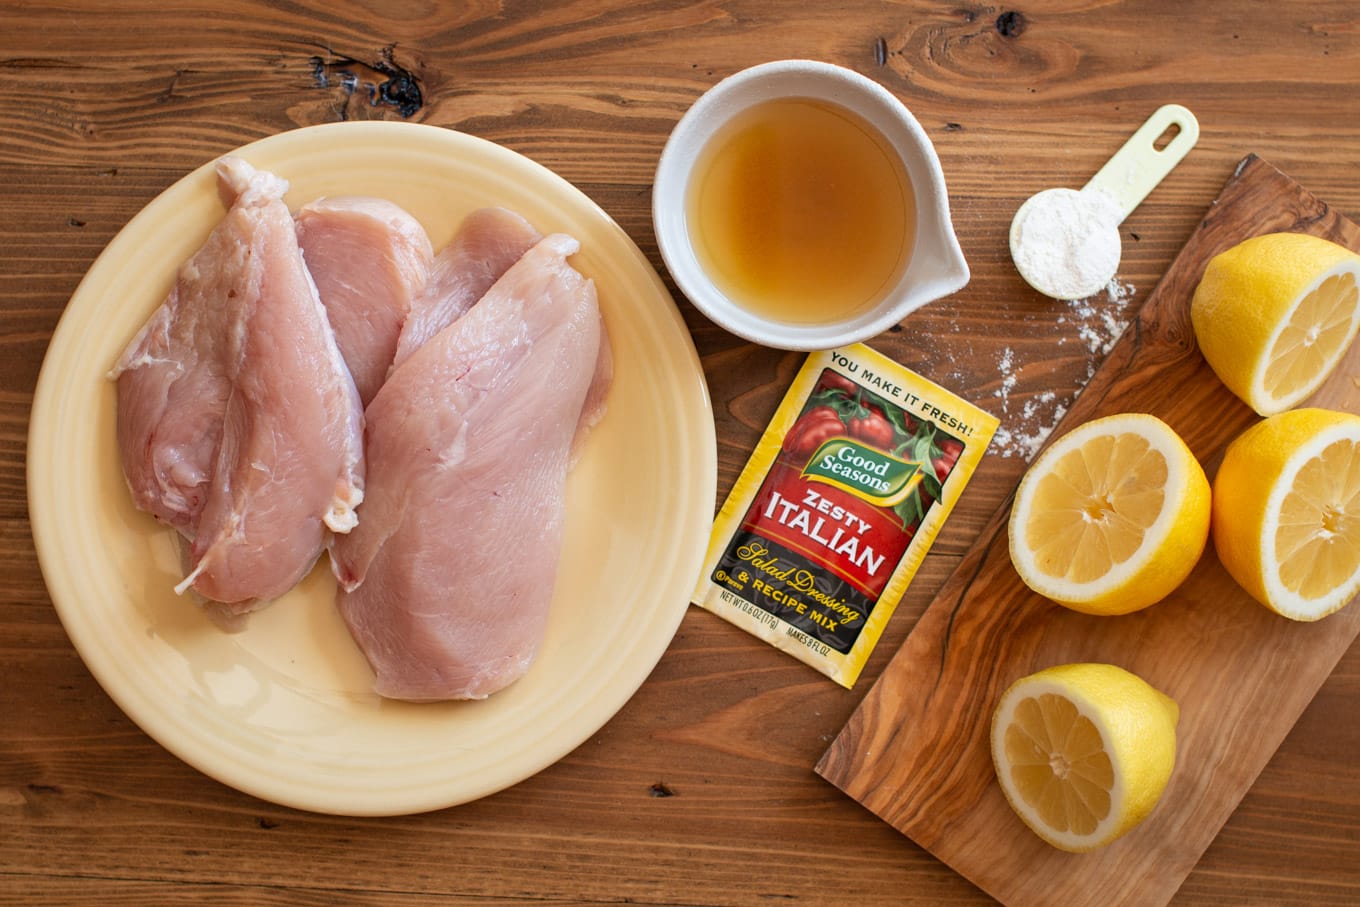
[685,97,916,326]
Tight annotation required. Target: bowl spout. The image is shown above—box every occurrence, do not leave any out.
[904,208,970,309]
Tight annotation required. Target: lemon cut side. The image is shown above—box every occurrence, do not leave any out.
[991,663,1179,853]
[1213,408,1360,621]
[1192,232,1360,417]
[1008,413,1211,615]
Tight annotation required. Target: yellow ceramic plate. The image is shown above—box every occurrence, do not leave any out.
[28,122,716,816]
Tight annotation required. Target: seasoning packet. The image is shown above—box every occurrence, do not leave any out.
[692,343,999,688]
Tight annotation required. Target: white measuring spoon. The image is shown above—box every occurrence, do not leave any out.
[1009,104,1200,300]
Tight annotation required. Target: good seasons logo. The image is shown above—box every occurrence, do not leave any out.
[801,438,924,507]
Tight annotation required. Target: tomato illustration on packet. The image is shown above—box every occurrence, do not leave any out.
[780,370,965,534]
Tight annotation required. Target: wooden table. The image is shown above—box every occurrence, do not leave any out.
[3,2,1357,904]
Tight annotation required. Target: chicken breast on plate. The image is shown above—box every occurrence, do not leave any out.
[389,206,541,373]
[332,232,610,701]
[295,196,434,406]
[112,157,364,610]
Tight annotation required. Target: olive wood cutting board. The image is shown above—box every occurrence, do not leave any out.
[815,154,1360,907]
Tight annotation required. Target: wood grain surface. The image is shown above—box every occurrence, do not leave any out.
[2,2,1359,905]
[815,154,1360,907]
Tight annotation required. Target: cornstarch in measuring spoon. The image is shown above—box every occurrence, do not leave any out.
[1010,187,1123,301]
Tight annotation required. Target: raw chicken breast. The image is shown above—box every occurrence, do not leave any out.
[113,156,365,609]
[332,232,608,701]
[574,323,614,459]
[389,207,541,373]
[295,196,433,406]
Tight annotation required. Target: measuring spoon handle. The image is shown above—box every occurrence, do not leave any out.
[1083,104,1199,223]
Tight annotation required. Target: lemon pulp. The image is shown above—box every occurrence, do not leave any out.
[1276,435,1360,601]
[1264,271,1360,403]
[1003,692,1113,837]
[1026,432,1167,584]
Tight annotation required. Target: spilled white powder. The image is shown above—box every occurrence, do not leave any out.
[990,279,1135,459]
[1011,187,1123,301]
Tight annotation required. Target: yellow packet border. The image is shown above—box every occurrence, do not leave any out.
[692,343,999,688]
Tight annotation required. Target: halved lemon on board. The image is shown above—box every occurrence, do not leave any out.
[1213,407,1360,621]
[991,663,1179,853]
[1191,232,1360,416]
[1008,413,1211,615]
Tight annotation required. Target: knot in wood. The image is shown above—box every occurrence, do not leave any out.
[995,10,1026,38]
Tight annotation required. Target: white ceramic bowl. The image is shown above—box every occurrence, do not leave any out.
[652,59,970,351]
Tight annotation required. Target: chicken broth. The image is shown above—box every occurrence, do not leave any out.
[685,97,916,325]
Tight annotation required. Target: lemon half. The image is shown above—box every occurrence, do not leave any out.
[991,663,1179,853]
[1191,232,1360,417]
[1213,407,1360,621]
[1008,413,1211,615]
